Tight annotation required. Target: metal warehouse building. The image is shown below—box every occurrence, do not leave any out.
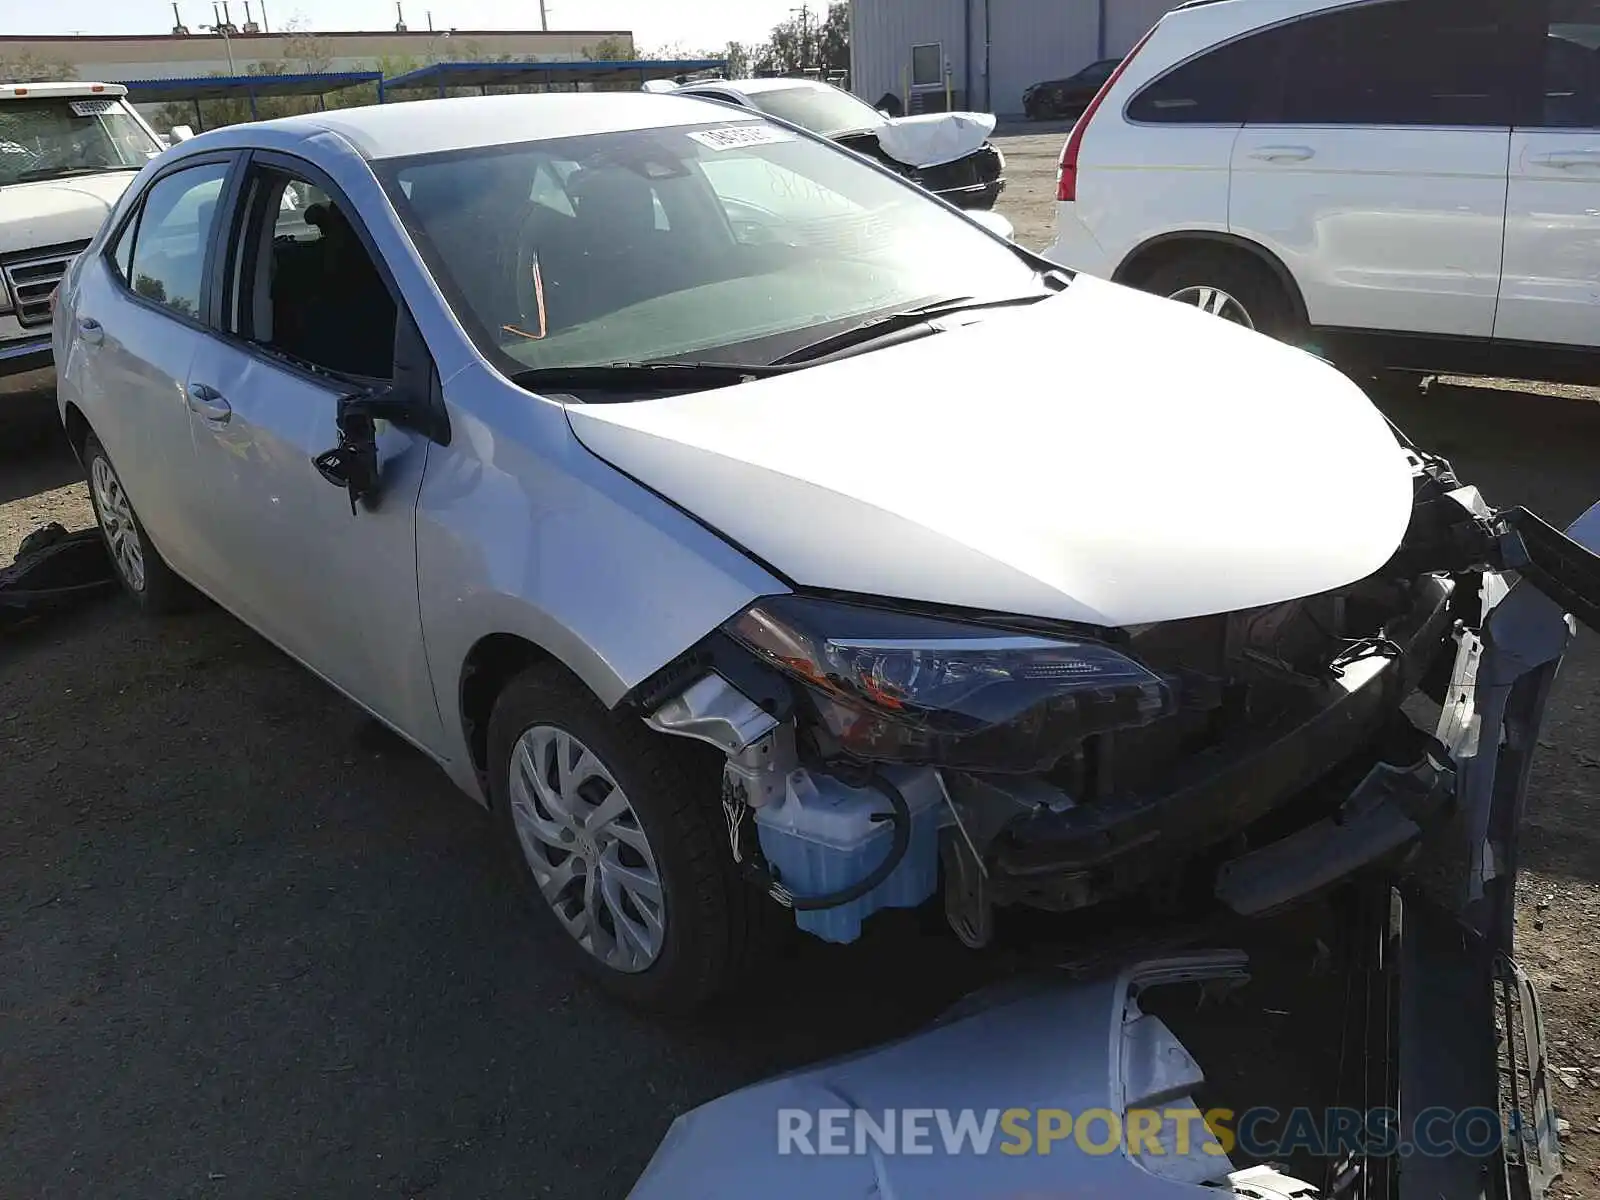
[849,0,1178,115]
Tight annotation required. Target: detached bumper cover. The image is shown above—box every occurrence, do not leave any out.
[630,952,1300,1200]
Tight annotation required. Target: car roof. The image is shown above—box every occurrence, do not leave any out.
[0,80,127,99]
[196,91,764,161]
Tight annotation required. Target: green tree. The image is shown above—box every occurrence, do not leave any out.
[722,40,752,79]
[755,3,848,75]
[817,3,849,72]
[0,53,78,83]
[583,35,633,62]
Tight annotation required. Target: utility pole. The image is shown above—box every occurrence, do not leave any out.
[790,3,810,71]
[538,0,548,31]
[202,18,238,73]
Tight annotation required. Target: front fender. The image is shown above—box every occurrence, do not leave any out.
[417,368,786,788]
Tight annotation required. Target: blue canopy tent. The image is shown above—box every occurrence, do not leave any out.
[380,59,726,99]
[120,71,386,131]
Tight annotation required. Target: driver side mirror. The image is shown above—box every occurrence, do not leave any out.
[169,125,196,143]
[312,309,448,514]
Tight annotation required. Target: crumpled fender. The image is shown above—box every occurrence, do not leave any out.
[874,111,997,168]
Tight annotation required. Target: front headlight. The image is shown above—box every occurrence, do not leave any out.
[724,595,1176,772]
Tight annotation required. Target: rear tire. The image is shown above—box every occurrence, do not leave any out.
[82,434,193,615]
[1137,249,1305,345]
[487,662,782,1013]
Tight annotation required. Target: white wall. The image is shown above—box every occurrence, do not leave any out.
[1105,0,1180,56]
[982,0,1101,114]
[850,0,968,111]
[851,0,1180,116]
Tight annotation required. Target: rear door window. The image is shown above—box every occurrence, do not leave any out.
[1127,25,1294,124]
[117,160,229,318]
[1540,0,1600,127]
[1262,0,1516,128]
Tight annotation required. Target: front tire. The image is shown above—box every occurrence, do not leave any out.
[82,434,192,614]
[487,663,779,1013]
[1137,249,1304,345]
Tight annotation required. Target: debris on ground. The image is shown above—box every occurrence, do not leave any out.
[0,521,114,630]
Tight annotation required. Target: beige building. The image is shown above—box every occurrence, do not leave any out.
[0,28,635,83]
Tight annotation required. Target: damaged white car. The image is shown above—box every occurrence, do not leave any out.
[653,76,1007,210]
[53,92,1599,1043]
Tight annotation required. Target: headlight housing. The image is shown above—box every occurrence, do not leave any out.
[724,595,1176,773]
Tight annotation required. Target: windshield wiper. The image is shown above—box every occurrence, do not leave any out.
[511,361,793,394]
[770,292,1055,367]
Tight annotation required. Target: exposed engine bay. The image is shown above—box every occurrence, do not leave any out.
[632,433,1600,958]
[628,434,1598,1200]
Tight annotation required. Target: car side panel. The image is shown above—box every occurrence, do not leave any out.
[1496,129,1600,347]
[1229,126,1510,338]
[415,364,788,798]
[1054,122,1242,277]
[60,247,207,575]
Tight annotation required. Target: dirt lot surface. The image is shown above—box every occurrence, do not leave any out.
[3,127,1598,1200]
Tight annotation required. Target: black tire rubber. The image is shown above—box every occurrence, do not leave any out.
[1137,248,1305,345]
[81,433,194,615]
[487,662,782,1014]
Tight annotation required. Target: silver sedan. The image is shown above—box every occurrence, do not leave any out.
[52,92,1600,1017]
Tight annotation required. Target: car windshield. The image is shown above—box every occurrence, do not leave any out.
[742,85,888,135]
[378,120,1042,378]
[0,97,161,185]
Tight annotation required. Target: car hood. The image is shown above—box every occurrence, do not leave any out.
[0,171,135,254]
[565,275,1416,629]
[874,111,996,168]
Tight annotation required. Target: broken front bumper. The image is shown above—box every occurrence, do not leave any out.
[633,499,1599,1199]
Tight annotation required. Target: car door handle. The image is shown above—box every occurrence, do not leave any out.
[187,383,232,424]
[77,317,103,345]
[1248,145,1315,163]
[1529,149,1600,169]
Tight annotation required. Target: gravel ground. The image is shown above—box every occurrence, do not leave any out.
[2,128,1598,1199]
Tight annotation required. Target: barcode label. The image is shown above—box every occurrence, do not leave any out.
[687,124,795,152]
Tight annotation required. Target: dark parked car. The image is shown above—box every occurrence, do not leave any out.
[663,77,1006,210]
[1023,57,1122,120]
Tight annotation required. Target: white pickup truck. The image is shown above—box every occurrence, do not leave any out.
[0,81,165,376]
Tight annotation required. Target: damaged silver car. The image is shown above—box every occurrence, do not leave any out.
[52,92,1600,1045]
[634,498,1598,1198]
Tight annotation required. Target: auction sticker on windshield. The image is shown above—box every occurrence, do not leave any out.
[688,125,797,151]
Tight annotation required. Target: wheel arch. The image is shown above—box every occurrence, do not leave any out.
[455,629,594,801]
[1113,231,1309,328]
[61,401,92,463]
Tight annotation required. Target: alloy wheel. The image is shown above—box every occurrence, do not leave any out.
[508,725,666,973]
[1167,285,1256,330]
[90,455,146,593]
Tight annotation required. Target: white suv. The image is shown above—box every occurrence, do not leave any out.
[1045,0,1600,383]
[0,81,164,376]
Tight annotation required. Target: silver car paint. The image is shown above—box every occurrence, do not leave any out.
[414,362,786,797]
[57,120,787,804]
[628,951,1317,1199]
[567,279,1417,628]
